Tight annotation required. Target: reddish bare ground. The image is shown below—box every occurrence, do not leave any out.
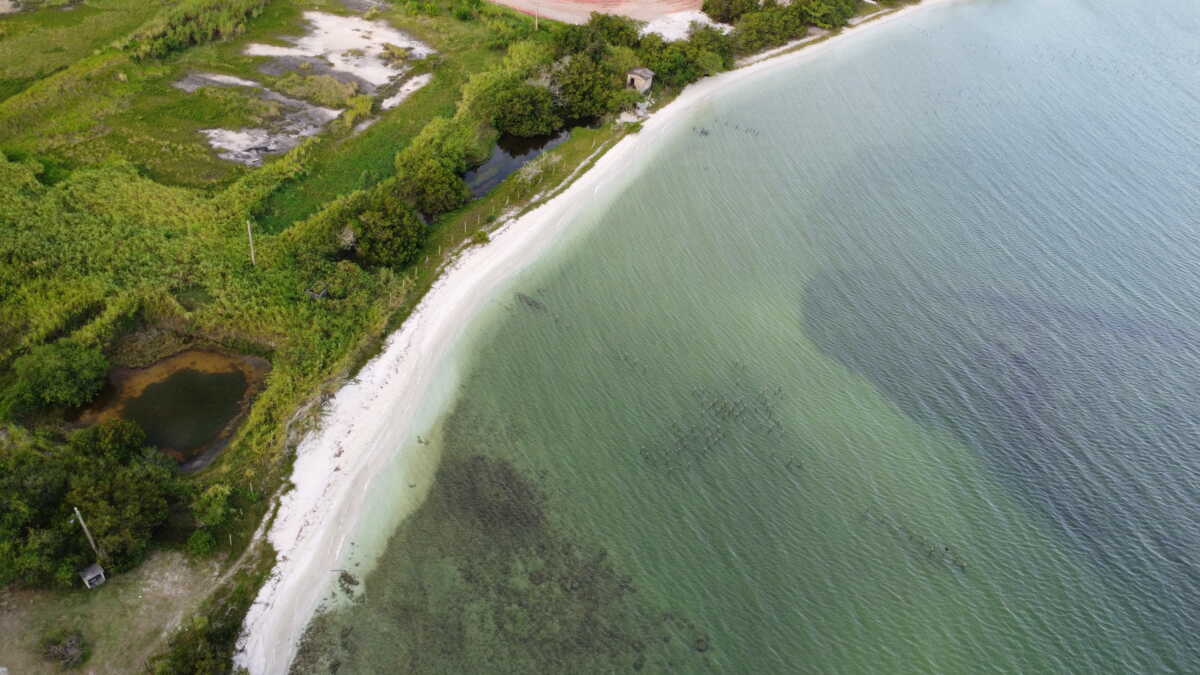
[490,0,701,24]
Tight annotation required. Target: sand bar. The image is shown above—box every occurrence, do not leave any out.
[235,1,959,672]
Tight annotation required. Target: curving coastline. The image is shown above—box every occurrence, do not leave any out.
[234,1,958,671]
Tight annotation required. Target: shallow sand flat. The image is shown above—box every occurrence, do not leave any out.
[245,11,434,87]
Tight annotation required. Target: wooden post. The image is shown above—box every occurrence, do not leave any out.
[73,506,104,562]
[534,1,539,31]
[246,219,257,266]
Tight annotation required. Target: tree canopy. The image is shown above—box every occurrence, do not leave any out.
[493,85,561,137]
[0,421,184,588]
[1,340,108,418]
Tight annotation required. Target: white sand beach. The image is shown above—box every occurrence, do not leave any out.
[235,1,957,671]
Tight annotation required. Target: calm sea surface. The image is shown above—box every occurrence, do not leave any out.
[296,0,1200,671]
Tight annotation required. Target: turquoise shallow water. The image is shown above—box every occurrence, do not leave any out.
[295,0,1200,671]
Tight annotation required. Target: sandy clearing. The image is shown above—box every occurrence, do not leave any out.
[381,73,433,109]
[173,72,341,165]
[245,12,434,87]
[641,9,730,41]
[235,1,962,672]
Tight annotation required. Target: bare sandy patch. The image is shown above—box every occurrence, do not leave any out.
[381,72,433,109]
[245,12,434,89]
[641,10,730,41]
[173,72,341,165]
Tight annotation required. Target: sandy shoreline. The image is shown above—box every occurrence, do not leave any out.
[234,1,957,671]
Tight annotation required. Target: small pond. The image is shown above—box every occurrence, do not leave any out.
[77,350,269,472]
[464,131,569,198]
[122,369,246,463]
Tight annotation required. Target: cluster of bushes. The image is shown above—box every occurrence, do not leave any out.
[273,73,360,109]
[0,340,108,419]
[701,0,869,55]
[311,14,737,267]
[0,417,246,588]
[550,13,734,109]
[124,0,269,60]
[278,3,872,272]
[0,421,186,588]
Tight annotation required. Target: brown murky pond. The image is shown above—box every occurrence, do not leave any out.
[77,350,269,472]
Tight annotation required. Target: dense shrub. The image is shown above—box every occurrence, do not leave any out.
[186,529,217,557]
[583,12,642,48]
[1,340,107,418]
[493,84,560,137]
[352,182,429,267]
[273,73,359,108]
[192,483,233,529]
[702,0,760,24]
[0,420,184,588]
[732,3,810,55]
[125,0,269,60]
[792,0,862,30]
[688,24,736,70]
[393,116,485,216]
[638,32,727,87]
[552,53,627,121]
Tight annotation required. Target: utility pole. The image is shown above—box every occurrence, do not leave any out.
[246,219,257,266]
[534,0,538,31]
[73,506,104,562]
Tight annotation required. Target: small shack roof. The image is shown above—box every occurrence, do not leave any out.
[628,67,655,79]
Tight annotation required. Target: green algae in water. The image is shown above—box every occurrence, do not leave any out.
[120,368,246,459]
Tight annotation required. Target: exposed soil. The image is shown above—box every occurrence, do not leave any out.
[0,551,222,674]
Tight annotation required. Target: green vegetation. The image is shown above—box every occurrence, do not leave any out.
[0,421,185,588]
[125,0,270,60]
[272,72,360,107]
[0,0,162,105]
[1,341,108,418]
[351,183,429,267]
[702,0,760,24]
[493,84,560,137]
